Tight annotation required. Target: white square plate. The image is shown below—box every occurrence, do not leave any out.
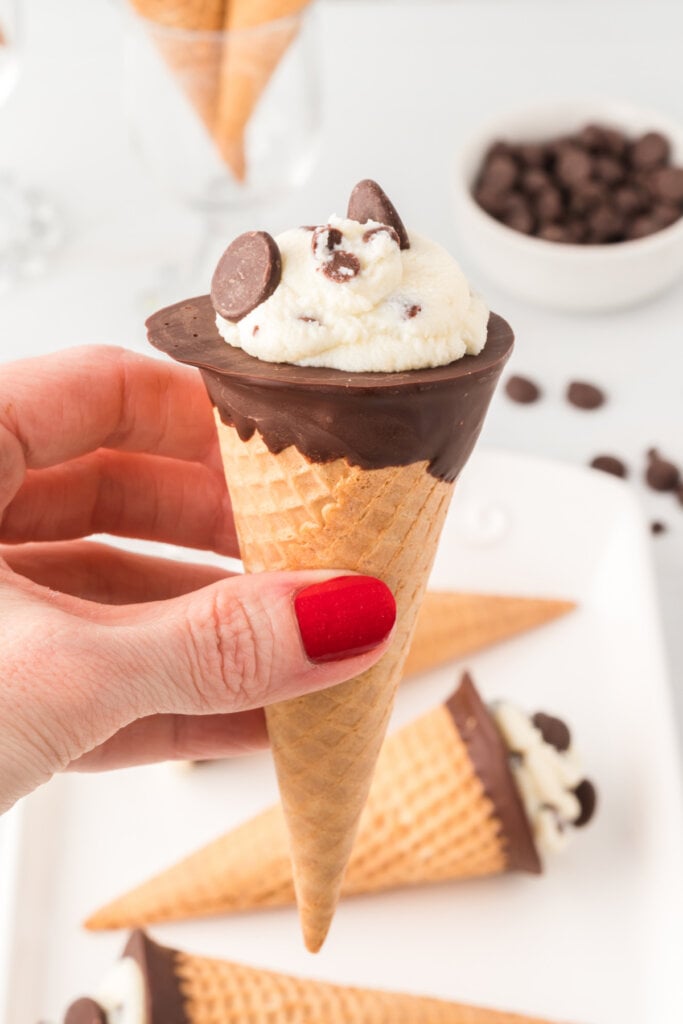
[1,450,681,1024]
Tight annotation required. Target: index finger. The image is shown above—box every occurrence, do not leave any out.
[0,345,217,505]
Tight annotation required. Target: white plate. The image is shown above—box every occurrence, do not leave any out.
[1,450,682,1024]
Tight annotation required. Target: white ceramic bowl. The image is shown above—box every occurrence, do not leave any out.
[453,99,683,311]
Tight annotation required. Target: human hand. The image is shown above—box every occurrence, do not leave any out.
[0,347,396,814]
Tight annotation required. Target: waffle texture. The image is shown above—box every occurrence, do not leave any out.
[216,419,453,950]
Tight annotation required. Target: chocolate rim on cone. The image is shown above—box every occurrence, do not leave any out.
[148,300,513,952]
[70,929,562,1024]
[86,673,540,932]
[147,296,513,482]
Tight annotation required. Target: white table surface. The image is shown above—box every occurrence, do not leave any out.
[1,0,682,726]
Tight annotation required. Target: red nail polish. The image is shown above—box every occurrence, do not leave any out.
[294,575,396,664]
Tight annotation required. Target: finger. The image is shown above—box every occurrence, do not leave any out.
[0,346,220,511]
[2,540,232,604]
[93,572,397,720]
[68,709,268,771]
[0,449,238,554]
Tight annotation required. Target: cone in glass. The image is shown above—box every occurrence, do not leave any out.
[146,185,514,951]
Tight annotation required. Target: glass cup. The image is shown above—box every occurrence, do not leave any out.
[124,4,322,307]
[0,0,63,292]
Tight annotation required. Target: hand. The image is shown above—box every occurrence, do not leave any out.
[0,347,396,814]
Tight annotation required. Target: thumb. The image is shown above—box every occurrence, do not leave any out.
[100,572,397,720]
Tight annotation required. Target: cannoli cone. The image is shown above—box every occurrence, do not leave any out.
[217,421,455,950]
[86,674,540,931]
[116,930,560,1024]
[214,0,311,181]
[128,1,226,144]
[405,592,576,678]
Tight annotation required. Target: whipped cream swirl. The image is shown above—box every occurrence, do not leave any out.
[215,215,489,372]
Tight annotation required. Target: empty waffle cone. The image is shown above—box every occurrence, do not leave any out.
[105,929,562,1024]
[405,592,576,678]
[215,0,311,181]
[129,1,226,139]
[86,674,540,931]
[217,421,455,950]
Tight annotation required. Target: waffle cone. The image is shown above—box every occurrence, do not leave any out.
[87,685,525,930]
[214,0,311,181]
[129,1,226,139]
[216,419,454,951]
[405,592,576,678]
[172,944,556,1024]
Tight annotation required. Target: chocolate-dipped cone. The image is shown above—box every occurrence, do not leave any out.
[404,592,576,678]
[86,674,538,932]
[148,295,512,952]
[119,929,559,1024]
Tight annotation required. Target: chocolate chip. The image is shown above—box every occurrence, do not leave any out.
[652,203,682,229]
[322,250,361,282]
[652,166,683,203]
[211,231,281,322]
[587,204,624,244]
[501,193,534,234]
[594,155,624,186]
[651,520,668,535]
[556,146,593,187]
[538,223,571,243]
[601,127,628,158]
[532,712,571,752]
[573,779,597,827]
[482,153,518,192]
[521,168,550,195]
[568,180,607,215]
[566,380,605,410]
[252,324,259,335]
[347,179,410,249]
[312,225,342,256]
[362,224,401,246]
[518,143,547,168]
[64,999,107,1024]
[626,215,659,240]
[535,186,563,223]
[298,315,320,324]
[403,303,421,319]
[579,123,609,152]
[630,132,670,170]
[474,184,507,217]
[590,454,628,478]
[505,374,541,404]
[645,448,680,491]
[614,185,645,216]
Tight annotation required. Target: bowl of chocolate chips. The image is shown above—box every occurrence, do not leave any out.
[453,100,683,310]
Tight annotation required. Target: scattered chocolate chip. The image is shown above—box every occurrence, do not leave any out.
[403,303,421,319]
[590,454,628,478]
[652,166,683,203]
[252,324,259,335]
[211,231,282,322]
[505,374,541,404]
[566,380,606,410]
[651,520,668,535]
[347,179,410,249]
[64,999,107,1024]
[362,224,401,246]
[298,315,320,324]
[645,448,680,492]
[532,712,571,752]
[322,250,361,283]
[630,131,670,170]
[573,779,597,827]
[312,225,342,257]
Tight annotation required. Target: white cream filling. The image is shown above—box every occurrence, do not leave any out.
[215,217,489,372]
[492,702,584,854]
[96,957,146,1024]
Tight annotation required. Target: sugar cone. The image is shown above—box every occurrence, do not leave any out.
[129,1,226,144]
[405,592,576,678]
[214,0,311,181]
[122,930,561,1024]
[216,420,454,951]
[86,675,539,931]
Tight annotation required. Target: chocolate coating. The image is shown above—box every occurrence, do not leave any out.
[124,930,186,1024]
[446,673,542,874]
[347,179,410,250]
[64,998,106,1024]
[210,231,281,322]
[147,296,513,482]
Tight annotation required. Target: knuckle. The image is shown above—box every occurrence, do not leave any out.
[184,587,276,709]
